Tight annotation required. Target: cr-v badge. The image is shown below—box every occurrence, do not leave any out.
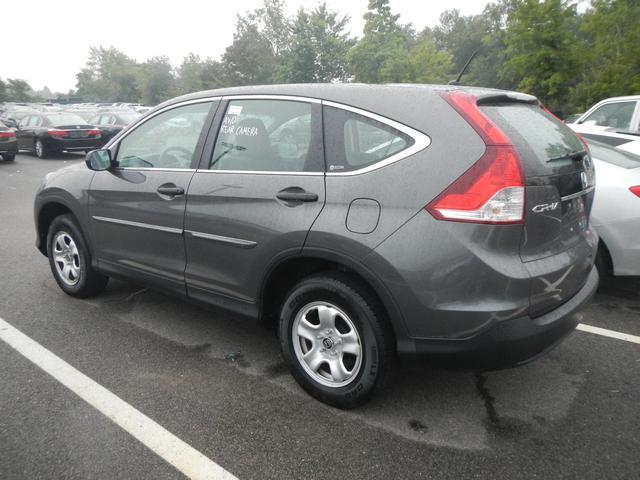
[532,202,559,213]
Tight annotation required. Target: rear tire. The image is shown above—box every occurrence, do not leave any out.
[2,153,15,161]
[35,139,48,159]
[47,214,109,298]
[278,273,393,409]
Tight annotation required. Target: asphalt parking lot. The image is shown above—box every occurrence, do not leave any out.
[1,153,639,480]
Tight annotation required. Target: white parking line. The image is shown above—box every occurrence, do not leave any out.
[578,323,640,345]
[0,317,238,480]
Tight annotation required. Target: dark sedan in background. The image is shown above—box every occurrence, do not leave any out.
[0,120,18,161]
[0,108,36,129]
[16,113,104,158]
[88,110,140,143]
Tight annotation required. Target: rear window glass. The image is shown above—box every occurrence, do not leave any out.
[46,114,87,126]
[211,99,321,172]
[323,106,414,172]
[586,139,640,169]
[481,104,583,160]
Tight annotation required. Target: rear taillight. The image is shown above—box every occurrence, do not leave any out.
[48,129,69,138]
[426,91,524,224]
[0,131,16,139]
[87,129,101,137]
[630,186,640,198]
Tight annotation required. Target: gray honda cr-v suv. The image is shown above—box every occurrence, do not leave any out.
[34,84,599,408]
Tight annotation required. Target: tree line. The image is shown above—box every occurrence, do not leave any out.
[2,0,638,116]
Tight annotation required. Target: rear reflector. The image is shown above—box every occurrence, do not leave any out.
[426,92,524,224]
[48,129,69,138]
[0,131,16,139]
[630,186,640,198]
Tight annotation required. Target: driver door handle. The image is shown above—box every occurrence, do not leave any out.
[157,184,185,196]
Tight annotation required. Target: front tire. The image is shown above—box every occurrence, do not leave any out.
[279,273,393,409]
[47,214,109,297]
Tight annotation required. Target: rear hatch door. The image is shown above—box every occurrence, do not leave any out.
[481,101,596,316]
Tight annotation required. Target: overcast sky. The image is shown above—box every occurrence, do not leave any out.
[1,0,488,93]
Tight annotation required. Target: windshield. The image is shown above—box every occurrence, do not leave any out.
[587,139,640,169]
[46,114,87,125]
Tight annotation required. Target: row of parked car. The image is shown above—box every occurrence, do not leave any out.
[0,102,147,160]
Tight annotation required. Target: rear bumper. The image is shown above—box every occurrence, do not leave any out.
[398,266,599,368]
[44,137,104,151]
[0,139,18,155]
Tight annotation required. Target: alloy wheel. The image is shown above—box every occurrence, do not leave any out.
[292,301,363,388]
[35,140,43,158]
[52,231,81,286]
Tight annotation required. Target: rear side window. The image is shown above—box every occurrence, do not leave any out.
[481,104,583,161]
[46,114,86,126]
[210,99,321,172]
[323,106,414,172]
[581,101,636,130]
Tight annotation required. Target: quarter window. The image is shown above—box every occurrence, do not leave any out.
[581,101,636,130]
[323,106,414,172]
[116,102,212,169]
[210,100,320,172]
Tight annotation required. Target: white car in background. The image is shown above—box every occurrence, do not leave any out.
[586,138,640,276]
[569,96,640,155]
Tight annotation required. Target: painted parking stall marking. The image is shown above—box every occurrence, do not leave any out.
[0,317,238,480]
[577,323,640,345]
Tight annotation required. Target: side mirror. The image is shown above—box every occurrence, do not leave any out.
[85,149,113,171]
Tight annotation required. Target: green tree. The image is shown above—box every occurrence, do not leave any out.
[6,79,33,102]
[76,46,140,102]
[348,0,415,83]
[278,3,355,82]
[434,10,486,75]
[0,78,6,102]
[138,56,175,105]
[223,21,277,85]
[408,32,454,84]
[222,0,291,85]
[574,0,640,109]
[177,54,227,94]
[500,0,579,114]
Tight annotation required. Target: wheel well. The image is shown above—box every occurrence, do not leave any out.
[597,239,613,276]
[260,256,396,343]
[37,203,72,255]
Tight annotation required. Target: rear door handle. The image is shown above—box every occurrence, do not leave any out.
[157,184,185,196]
[276,187,318,203]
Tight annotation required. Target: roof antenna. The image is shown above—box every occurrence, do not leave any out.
[448,48,480,86]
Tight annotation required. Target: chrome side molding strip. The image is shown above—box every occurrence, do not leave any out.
[92,216,183,235]
[185,230,257,249]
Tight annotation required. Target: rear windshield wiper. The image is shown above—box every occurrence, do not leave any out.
[547,149,587,162]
